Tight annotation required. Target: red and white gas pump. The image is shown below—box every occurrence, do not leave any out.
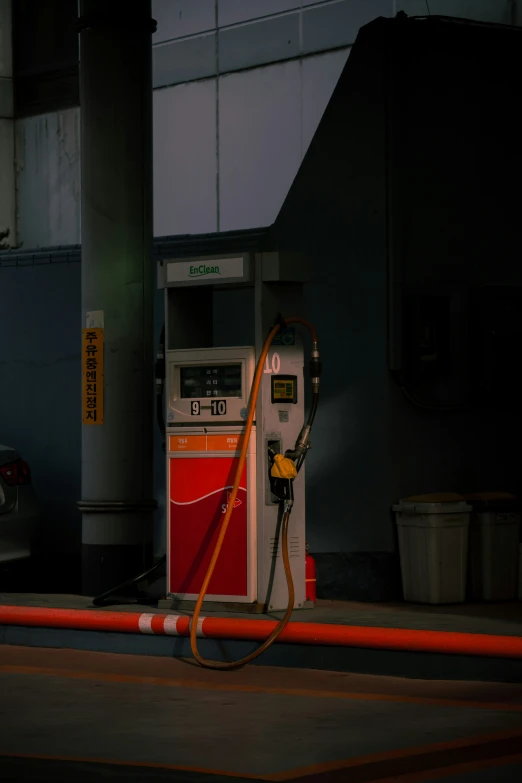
[158,252,320,668]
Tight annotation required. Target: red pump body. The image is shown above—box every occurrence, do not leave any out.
[305,550,316,604]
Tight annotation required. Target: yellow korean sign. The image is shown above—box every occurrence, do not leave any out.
[82,328,104,425]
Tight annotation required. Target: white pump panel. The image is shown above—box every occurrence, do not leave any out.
[166,346,255,425]
[165,342,306,611]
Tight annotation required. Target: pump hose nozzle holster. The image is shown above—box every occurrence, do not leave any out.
[269,453,297,502]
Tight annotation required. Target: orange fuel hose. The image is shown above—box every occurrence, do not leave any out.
[189,317,317,670]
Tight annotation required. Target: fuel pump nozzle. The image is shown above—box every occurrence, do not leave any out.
[269,451,298,506]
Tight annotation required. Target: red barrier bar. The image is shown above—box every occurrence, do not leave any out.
[1,605,521,659]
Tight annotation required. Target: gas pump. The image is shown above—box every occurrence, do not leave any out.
[157,251,320,668]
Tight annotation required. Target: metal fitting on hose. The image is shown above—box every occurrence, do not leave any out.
[309,342,322,394]
[296,424,312,452]
[285,424,311,467]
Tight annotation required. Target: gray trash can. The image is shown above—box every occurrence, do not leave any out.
[393,493,472,605]
[464,492,520,601]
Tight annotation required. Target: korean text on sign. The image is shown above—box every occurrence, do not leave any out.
[82,328,104,425]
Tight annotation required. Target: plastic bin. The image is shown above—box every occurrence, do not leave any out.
[464,492,520,602]
[393,493,472,605]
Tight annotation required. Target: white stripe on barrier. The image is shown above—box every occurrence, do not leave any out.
[189,616,206,637]
[163,615,181,636]
[138,613,155,634]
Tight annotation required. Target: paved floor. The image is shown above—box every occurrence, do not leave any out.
[0,646,522,782]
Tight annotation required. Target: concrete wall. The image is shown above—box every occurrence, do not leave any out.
[15,108,80,248]
[0,0,14,248]
[274,22,393,553]
[0,262,81,557]
[151,0,513,89]
[387,16,522,509]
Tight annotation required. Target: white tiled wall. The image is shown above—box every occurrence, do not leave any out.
[302,49,349,153]
[153,79,218,236]
[152,47,351,236]
[218,59,302,231]
[217,0,302,26]
[15,0,515,246]
[152,0,215,43]
[17,48,350,245]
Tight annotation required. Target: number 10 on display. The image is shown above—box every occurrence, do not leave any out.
[190,400,227,416]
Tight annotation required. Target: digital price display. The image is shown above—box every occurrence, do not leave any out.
[180,364,242,399]
[271,375,298,404]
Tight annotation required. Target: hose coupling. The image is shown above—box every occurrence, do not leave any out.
[286,424,311,463]
[297,423,312,448]
[309,345,322,384]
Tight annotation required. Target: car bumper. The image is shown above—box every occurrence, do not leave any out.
[0,516,37,563]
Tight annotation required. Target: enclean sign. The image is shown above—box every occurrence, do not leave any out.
[166,257,244,285]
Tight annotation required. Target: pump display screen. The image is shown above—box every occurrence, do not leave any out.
[271,375,298,403]
[180,364,242,398]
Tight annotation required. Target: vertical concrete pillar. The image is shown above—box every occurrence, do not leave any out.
[78,1,157,595]
[0,0,15,249]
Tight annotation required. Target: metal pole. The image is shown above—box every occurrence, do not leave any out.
[78,1,156,596]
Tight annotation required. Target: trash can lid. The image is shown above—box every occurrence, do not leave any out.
[402,493,465,504]
[463,492,517,502]
[392,493,472,514]
[462,491,519,511]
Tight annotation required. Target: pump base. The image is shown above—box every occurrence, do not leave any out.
[159,598,268,614]
[158,597,315,614]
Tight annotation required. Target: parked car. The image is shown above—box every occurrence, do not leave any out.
[0,444,40,563]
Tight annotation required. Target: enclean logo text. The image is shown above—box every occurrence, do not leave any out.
[189,264,221,277]
[166,257,243,285]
